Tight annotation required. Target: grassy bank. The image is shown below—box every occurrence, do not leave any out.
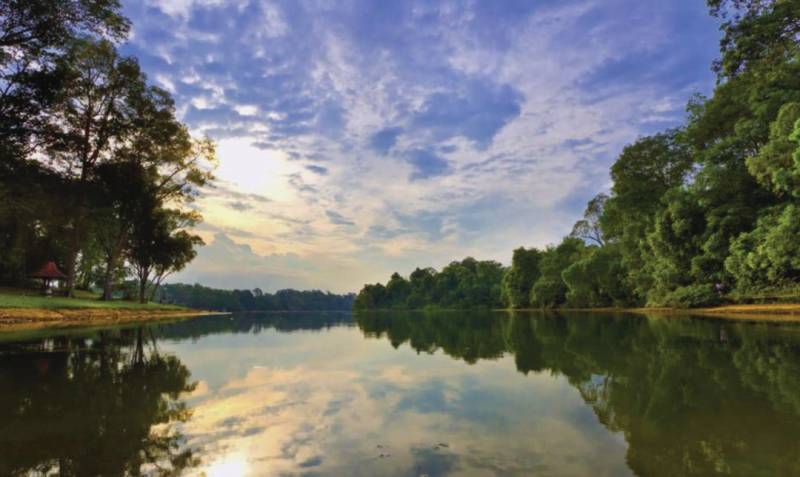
[0,292,183,310]
[0,289,223,332]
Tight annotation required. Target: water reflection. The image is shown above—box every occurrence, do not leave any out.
[358,311,800,476]
[2,311,800,476]
[0,328,197,476]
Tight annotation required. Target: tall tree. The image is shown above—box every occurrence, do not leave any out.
[571,193,608,246]
[0,0,129,159]
[501,247,542,308]
[43,39,148,295]
[92,161,151,299]
[708,0,800,78]
[127,207,202,304]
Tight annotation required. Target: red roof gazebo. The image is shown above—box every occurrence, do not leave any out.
[30,261,67,292]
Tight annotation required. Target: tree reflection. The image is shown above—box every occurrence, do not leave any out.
[0,328,198,476]
[356,311,800,476]
[151,311,354,341]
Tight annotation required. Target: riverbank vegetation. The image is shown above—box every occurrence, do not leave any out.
[0,1,213,303]
[356,0,800,311]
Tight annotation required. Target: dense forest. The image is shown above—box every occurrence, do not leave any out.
[156,283,355,312]
[0,1,213,302]
[356,0,800,310]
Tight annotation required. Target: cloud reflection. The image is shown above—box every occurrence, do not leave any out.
[175,328,630,476]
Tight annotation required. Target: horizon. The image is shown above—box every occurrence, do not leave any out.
[121,0,722,294]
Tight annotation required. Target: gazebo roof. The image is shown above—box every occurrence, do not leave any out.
[30,261,67,279]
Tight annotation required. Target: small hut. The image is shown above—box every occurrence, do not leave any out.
[30,261,67,294]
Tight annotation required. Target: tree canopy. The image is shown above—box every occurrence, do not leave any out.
[0,0,212,301]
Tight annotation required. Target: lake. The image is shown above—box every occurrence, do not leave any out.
[1,311,800,476]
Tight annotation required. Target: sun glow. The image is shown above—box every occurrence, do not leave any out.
[214,137,295,200]
[203,452,249,477]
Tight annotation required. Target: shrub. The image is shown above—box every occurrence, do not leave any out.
[530,278,566,308]
[665,284,721,309]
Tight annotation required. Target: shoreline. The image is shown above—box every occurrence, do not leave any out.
[507,303,800,323]
[0,308,229,332]
[357,303,800,323]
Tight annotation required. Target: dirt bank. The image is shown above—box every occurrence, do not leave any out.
[0,308,227,332]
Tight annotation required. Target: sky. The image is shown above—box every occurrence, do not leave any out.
[120,0,722,294]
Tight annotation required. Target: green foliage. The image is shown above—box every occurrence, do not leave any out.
[529,237,586,308]
[599,131,693,304]
[0,0,130,157]
[708,0,800,78]
[726,204,800,291]
[664,284,722,309]
[570,194,607,246]
[500,247,542,308]
[643,189,708,305]
[747,102,800,194]
[355,258,505,310]
[562,245,630,308]
[529,278,565,309]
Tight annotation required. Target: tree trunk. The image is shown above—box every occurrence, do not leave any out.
[149,278,161,303]
[65,166,90,297]
[64,233,81,297]
[101,230,128,300]
[101,256,115,301]
[149,272,171,303]
[139,276,147,304]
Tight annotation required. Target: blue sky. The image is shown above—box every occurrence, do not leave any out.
[121,0,721,293]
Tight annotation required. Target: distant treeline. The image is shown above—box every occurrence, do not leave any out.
[157,283,355,312]
[357,1,800,310]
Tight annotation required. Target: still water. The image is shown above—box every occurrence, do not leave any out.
[2,311,800,476]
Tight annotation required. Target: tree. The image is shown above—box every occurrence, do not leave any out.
[93,84,215,300]
[148,230,202,302]
[529,237,586,308]
[408,267,437,308]
[43,39,149,295]
[562,245,630,307]
[571,193,608,246]
[746,102,800,196]
[385,272,411,308]
[0,0,129,159]
[708,0,800,78]
[127,207,202,304]
[501,247,542,308]
[354,283,387,310]
[92,161,151,299]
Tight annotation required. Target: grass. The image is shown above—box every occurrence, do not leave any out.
[0,287,184,311]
